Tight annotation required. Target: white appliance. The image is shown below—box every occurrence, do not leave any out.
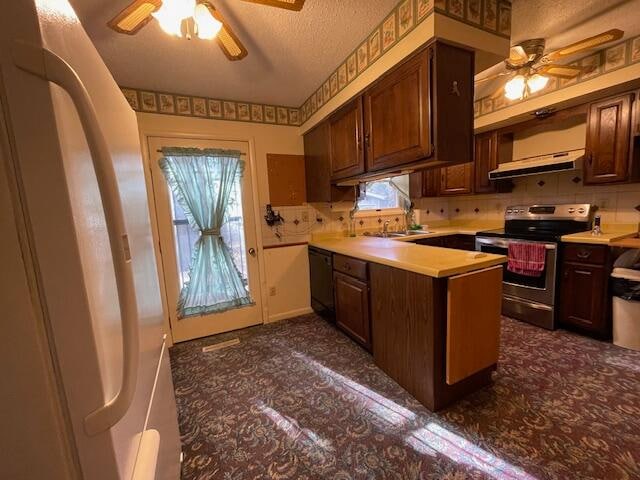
[0,1,181,479]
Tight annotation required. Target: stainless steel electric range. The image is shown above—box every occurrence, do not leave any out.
[476,204,595,330]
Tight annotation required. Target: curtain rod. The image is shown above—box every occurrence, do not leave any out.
[156,149,246,155]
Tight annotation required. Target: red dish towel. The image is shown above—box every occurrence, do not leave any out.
[507,241,546,277]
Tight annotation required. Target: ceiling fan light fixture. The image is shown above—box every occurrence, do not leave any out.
[152,0,195,36]
[505,75,526,100]
[194,3,222,39]
[527,74,549,93]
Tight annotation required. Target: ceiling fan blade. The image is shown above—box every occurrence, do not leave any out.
[240,0,305,11]
[107,0,160,34]
[475,71,514,84]
[203,3,248,61]
[537,64,584,78]
[509,45,529,64]
[540,29,624,63]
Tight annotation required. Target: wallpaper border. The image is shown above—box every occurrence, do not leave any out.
[120,86,302,126]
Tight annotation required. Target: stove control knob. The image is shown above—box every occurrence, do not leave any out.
[568,208,575,213]
[577,208,586,214]
[506,209,513,214]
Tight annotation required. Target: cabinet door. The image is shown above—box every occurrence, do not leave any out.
[409,168,440,198]
[584,94,633,184]
[304,121,355,202]
[560,262,607,335]
[329,97,365,180]
[364,50,431,172]
[334,271,371,350]
[440,163,473,195]
[474,131,497,194]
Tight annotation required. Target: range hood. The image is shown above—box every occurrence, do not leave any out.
[489,149,585,180]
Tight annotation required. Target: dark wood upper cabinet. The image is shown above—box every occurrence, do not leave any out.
[439,163,474,196]
[364,49,431,172]
[409,168,440,198]
[430,42,475,168]
[303,121,355,202]
[329,97,365,181]
[474,131,498,194]
[584,93,633,184]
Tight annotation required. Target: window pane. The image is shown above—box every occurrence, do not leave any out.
[357,174,408,210]
[169,172,249,291]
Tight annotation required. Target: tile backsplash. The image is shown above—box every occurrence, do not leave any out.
[260,173,639,247]
[261,203,409,247]
[416,171,640,227]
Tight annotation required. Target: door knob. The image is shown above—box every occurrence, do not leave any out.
[248,247,256,257]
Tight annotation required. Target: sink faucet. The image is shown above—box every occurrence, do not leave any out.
[383,220,391,237]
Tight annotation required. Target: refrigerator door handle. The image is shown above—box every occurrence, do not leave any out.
[13,41,140,436]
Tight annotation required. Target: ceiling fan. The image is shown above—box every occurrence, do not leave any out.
[107,0,306,61]
[476,29,624,100]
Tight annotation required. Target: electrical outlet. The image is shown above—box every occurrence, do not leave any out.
[269,287,277,296]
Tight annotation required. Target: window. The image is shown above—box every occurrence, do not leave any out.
[357,174,409,211]
[169,175,248,290]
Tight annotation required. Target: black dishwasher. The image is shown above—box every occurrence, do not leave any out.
[309,246,335,320]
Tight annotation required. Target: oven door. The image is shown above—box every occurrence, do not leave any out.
[475,236,558,306]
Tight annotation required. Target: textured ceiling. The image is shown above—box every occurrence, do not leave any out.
[71,0,399,106]
[476,0,640,97]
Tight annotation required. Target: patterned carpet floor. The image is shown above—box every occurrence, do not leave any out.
[169,315,640,480]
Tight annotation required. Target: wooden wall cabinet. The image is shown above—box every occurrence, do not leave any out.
[410,130,513,199]
[329,97,365,181]
[364,49,432,172]
[409,168,439,198]
[303,120,355,203]
[304,40,474,192]
[474,131,497,194]
[559,244,611,338]
[633,89,640,136]
[439,163,474,195]
[584,93,634,185]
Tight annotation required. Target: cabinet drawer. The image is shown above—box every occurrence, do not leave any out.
[333,254,368,280]
[563,244,608,265]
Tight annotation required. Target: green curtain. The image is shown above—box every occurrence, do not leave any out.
[159,147,253,318]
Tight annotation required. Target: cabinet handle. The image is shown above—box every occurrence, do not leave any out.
[576,250,591,259]
[575,270,592,276]
[365,133,370,148]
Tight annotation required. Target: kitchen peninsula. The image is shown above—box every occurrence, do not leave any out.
[309,235,506,411]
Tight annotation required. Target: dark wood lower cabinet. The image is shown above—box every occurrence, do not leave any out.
[411,235,475,251]
[559,244,612,338]
[333,271,371,350]
[443,235,476,251]
[369,263,494,411]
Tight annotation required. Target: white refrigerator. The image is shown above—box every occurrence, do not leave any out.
[0,0,181,479]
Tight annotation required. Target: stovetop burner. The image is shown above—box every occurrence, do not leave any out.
[477,204,595,242]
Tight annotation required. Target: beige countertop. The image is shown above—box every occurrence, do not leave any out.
[309,235,506,278]
[561,227,638,245]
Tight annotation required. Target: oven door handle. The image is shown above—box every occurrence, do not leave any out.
[476,237,556,250]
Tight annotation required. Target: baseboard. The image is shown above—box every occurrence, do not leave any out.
[267,307,314,323]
